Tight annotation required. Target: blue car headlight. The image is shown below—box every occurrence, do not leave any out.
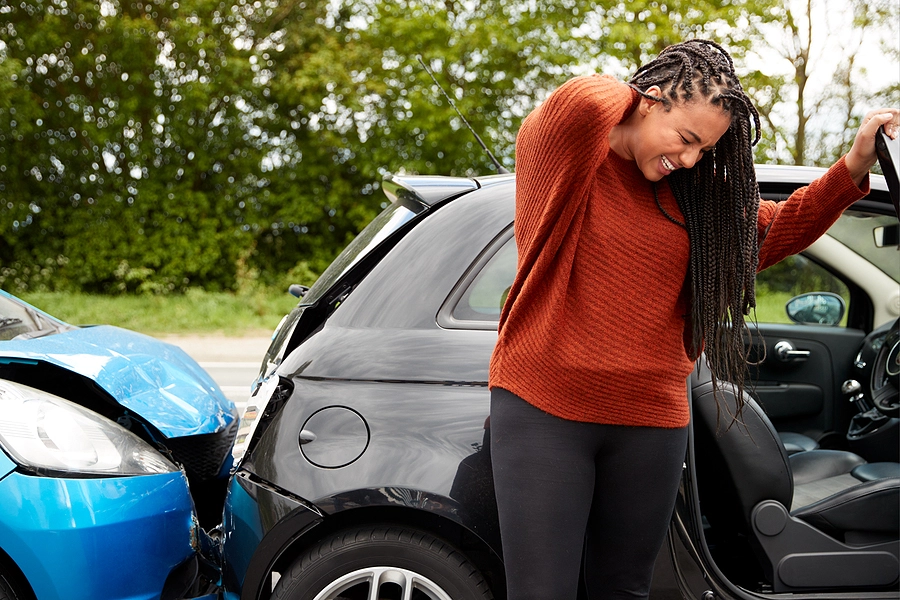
[231,373,281,464]
[0,380,177,477]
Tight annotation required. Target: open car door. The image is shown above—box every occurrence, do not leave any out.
[747,127,900,456]
[877,124,900,213]
[671,128,900,600]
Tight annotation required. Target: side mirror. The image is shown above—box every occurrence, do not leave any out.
[785,292,846,326]
[288,284,309,298]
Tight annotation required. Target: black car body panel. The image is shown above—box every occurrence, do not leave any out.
[222,471,323,595]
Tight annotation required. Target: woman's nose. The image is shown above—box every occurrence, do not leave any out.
[680,147,703,169]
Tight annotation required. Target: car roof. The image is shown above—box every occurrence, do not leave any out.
[389,165,892,211]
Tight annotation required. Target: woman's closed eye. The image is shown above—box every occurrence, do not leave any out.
[680,133,714,154]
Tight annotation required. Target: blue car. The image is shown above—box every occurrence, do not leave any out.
[0,291,237,599]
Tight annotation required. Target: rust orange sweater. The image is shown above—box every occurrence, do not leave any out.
[488,75,869,428]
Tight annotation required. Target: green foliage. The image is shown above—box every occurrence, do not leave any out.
[755,254,851,327]
[0,0,265,293]
[9,0,888,298]
[757,254,848,296]
[236,0,782,285]
[746,0,900,166]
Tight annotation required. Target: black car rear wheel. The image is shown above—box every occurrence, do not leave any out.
[272,525,493,600]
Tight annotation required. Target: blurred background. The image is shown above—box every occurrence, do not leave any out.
[1,0,898,335]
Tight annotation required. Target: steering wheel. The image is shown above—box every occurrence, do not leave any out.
[871,319,900,417]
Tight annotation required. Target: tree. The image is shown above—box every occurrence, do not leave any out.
[0,0,266,293]
[240,0,782,284]
[808,0,900,167]
[745,0,900,166]
[15,0,864,294]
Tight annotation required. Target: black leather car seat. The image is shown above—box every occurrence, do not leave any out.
[690,360,900,592]
[778,431,819,454]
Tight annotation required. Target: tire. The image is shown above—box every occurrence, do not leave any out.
[0,569,24,600]
[272,525,494,600]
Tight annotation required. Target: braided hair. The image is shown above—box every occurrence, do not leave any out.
[629,39,762,422]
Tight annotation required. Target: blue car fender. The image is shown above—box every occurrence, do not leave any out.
[0,452,14,482]
[0,468,198,600]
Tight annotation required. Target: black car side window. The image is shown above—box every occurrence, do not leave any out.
[440,228,517,329]
[754,208,900,328]
[756,255,850,326]
[454,237,518,322]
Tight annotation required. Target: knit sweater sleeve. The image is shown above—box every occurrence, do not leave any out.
[514,75,637,254]
[497,76,637,338]
[757,156,870,272]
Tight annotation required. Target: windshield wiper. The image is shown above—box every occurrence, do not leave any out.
[0,318,23,330]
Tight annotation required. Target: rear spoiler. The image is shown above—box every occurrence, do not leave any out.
[382,174,479,211]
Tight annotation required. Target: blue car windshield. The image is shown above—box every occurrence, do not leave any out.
[301,202,419,306]
[0,294,73,341]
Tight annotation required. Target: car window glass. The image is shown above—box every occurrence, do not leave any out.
[451,208,894,328]
[452,236,518,323]
[826,211,899,282]
[302,203,418,306]
[754,206,899,326]
[755,255,850,326]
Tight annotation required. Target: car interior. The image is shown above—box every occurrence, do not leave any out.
[691,128,900,594]
[691,356,899,593]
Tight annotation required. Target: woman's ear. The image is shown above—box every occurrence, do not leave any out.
[638,85,663,116]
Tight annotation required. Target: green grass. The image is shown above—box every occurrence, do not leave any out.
[753,291,793,325]
[15,287,841,337]
[751,290,849,327]
[19,289,300,336]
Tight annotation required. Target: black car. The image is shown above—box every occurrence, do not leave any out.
[220,161,899,599]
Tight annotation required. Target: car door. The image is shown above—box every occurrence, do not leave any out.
[748,247,870,447]
[445,184,899,449]
[750,134,900,447]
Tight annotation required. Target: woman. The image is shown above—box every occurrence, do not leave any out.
[488,39,898,599]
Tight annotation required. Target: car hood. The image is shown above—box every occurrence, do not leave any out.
[0,325,235,438]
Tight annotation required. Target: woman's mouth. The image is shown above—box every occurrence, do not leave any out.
[661,155,677,172]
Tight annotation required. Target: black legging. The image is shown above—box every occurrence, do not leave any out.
[490,387,689,600]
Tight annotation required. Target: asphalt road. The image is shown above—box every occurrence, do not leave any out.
[158,334,272,415]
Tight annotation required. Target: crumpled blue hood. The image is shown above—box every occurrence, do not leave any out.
[0,325,235,438]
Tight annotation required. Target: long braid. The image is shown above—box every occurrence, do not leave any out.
[629,39,762,422]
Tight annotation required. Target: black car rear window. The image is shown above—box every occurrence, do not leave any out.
[301,202,419,306]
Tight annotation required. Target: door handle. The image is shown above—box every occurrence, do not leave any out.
[774,340,810,362]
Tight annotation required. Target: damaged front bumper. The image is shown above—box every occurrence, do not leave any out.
[0,461,219,600]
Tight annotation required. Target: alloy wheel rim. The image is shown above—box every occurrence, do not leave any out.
[311,566,454,600]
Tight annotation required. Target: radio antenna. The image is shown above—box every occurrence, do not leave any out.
[417,55,509,174]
